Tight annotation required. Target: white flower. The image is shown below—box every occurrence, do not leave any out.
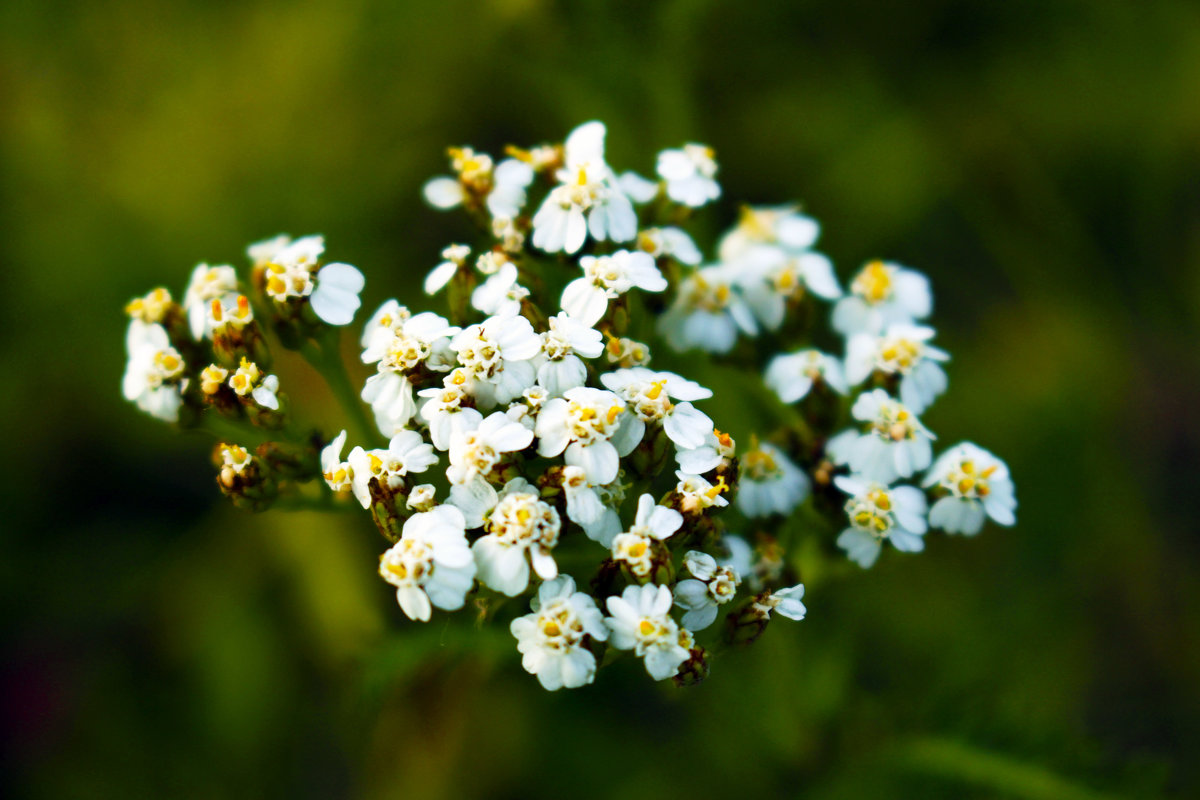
[844,324,949,413]
[675,470,731,513]
[560,249,667,326]
[504,385,549,432]
[718,205,821,263]
[226,357,280,410]
[125,287,175,325]
[537,312,605,396]
[122,322,187,422]
[635,226,702,265]
[359,305,459,437]
[247,234,292,268]
[599,367,713,450]
[423,148,532,220]
[417,369,484,451]
[605,584,692,681]
[472,479,561,596]
[261,235,324,302]
[183,263,238,339]
[535,387,640,485]
[618,170,660,204]
[206,294,254,337]
[510,575,608,691]
[378,505,476,622]
[656,143,720,207]
[764,349,848,403]
[487,158,536,219]
[450,311,542,407]
[310,262,364,325]
[491,216,525,252]
[251,375,279,410]
[738,442,810,518]
[603,335,652,368]
[225,358,278,410]
[347,430,439,509]
[827,389,935,484]
[406,484,437,512]
[424,244,470,295]
[676,428,736,475]
[923,443,1016,535]
[752,584,807,621]
[198,364,228,396]
[832,260,931,336]
[218,444,253,475]
[360,300,410,347]
[361,372,417,436]
[673,550,740,630]
[833,475,928,568]
[560,466,624,546]
[735,244,842,330]
[445,411,535,527]
[471,262,529,317]
[362,308,459,373]
[658,265,757,354]
[611,494,684,577]
[321,430,353,492]
[446,411,534,486]
[531,121,637,254]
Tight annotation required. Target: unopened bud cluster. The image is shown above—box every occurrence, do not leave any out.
[121,122,1016,691]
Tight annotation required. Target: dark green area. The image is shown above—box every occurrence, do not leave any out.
[2,0,1198,797]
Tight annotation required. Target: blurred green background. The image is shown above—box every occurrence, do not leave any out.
[3,0,1199,797]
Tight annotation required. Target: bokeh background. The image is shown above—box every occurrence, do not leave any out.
[3,0,1199,797]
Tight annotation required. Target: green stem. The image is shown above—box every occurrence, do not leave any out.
[302,333,376,447]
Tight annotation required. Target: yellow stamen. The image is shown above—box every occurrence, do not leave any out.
[705,475,729,500]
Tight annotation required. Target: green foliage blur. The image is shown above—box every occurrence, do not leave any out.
[3,0,1199,797]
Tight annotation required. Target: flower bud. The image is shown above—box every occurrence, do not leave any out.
[672,645,710,688]
[213,443,277,512]
[368,477,405,543]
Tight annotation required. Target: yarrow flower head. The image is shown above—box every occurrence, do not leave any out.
[845,323,949,413]
[446,411,534,525]
[121,120,1017,692]
[122,323,187,422]
[765,349,848,403]
[738,442,810,518]
[449,310,542,407]
[828,389,936,484]
[611,493,684,578]
[718,205,822,262]
[472,479,562,596]
[656,143,721,208]
[535,387,639,485]
[659,265,757,353]
[599,367,713,450]
[532,121,637,254]
[834,475,928,568]
[832,260,931,336]
[560,249,666,326]
[423,147,535,221]
[673,550,741,630]
[923,443,1016,534]
[605,583,692,681]
[511,576,608,691]
[254,235,365,325]
[379,505,476,622]
[536,312,605,396]
[348,430,438,509]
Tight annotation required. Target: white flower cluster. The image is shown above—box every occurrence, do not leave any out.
[122,121,1016,692]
